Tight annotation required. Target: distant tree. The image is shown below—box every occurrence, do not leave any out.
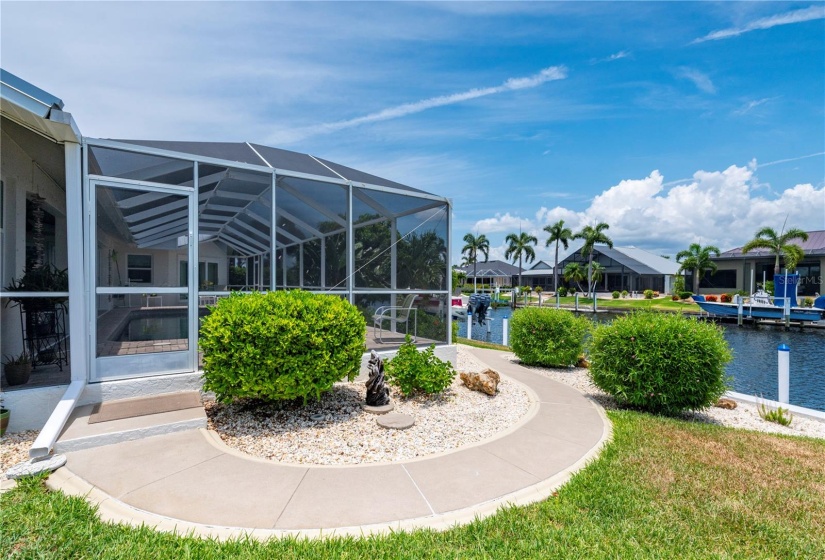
[590,262,606,293]
[741,226,809,275]
[572,222,613,297]
[461,233,490,293]
[543,219,573,293]
[676,243,721,294]
[563,262,587,293]
[505,231,538,290]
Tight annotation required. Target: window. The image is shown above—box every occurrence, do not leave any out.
[199,262,218,290]
[699,269,736,289]
[127,254,152,284]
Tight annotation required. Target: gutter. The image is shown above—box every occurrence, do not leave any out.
[29,380,86,458]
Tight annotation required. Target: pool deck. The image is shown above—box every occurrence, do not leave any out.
[44,347,610,540]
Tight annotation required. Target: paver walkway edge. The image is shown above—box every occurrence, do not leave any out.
[45,347,612,540]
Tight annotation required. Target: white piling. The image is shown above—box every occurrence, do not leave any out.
[737,295,743,326]
[503,318,509,347]
[778,344,790,404]
[556,292,560,309]
[486,317,492,335]
[467,313,472,340]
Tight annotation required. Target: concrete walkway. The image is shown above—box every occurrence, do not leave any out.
[47,348,610,540]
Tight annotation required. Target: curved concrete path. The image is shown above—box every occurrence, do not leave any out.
[47,348,610,540]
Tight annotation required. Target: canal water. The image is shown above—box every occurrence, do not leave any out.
[457,307,825,412]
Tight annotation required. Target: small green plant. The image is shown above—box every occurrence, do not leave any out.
[557,286,568,297]
[3,352,31,366]
[764,281,775,294]
[673,275,686,294]
[801,297,814,308]
[588,312,732,414]
[612,291,621,299]
[200,291,365,403]
[621,290,628,298]
[385,335,455,396]
[679,291,693,300]
[510,307,591,367]
[757,403,793,426]
[643,289,654,299]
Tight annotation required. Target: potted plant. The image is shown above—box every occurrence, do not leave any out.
[3,353,32,386]
[0,393,9,436]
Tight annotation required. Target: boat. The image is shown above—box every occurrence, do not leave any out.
[451,294,469,319]
[692,274,825,323]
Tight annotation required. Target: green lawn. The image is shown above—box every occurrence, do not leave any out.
[525,296,699,313]
[3,411,824,559]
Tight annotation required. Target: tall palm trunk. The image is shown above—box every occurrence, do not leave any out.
[587,252,594,297]
[693,268,700,293]
[554,242,559,292]
[518,255,523,291]
[473,260,478,293]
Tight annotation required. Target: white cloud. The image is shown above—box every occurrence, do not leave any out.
[676,67,716,94]
[693,5,825,43]
[271,66,568,143]
[757,152,825,169]
[465,164,825,262]
[732,97,777,116]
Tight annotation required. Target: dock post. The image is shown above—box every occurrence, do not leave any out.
[778,344,790,404]
[467,313,472,340]
[783,297,791,329]
[502,318,509,346]
[556,292,560,309]
[737,295,743,326]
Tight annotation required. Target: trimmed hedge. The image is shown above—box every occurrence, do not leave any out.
[510,307,591,367]
[200,291,366,403]
[588,312,732,414]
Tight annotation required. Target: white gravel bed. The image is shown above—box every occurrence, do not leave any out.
[206,346,530,465]
[1,431,38,477]
[501,353,825,440]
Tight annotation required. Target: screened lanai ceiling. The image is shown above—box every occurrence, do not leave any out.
[90,140,445,257]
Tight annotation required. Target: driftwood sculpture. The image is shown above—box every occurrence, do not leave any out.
[366,350,391,406]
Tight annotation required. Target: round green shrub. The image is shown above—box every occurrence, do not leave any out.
[385,335,455,396]
[679,291,693,300]
[557,286,568,297]
[612,290,620,299]
[588,312,732,414]
[200,291,366,403]
[643,289,654,299]
[621,290,628,298]
[510,307,591,367]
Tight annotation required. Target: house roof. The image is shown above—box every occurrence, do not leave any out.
[551,245,680,276]
[716,230,825,259]
[457,260,521,277]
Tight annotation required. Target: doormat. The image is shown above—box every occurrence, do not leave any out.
[88,392,202,424]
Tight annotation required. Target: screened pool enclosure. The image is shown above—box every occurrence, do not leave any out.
[86,139,452,381]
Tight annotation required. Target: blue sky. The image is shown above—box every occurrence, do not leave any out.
[3,1,823,265]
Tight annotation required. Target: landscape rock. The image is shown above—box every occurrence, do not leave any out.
[460,369,500,396]
[715,398,738,410]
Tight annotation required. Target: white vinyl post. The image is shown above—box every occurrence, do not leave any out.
[467,313,472,340]
[778,344,790,404]
[502,318,509,346]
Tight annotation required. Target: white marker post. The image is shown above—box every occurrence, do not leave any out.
[778,344,790,404]
[467,313,472,340]
[502,318,509,347]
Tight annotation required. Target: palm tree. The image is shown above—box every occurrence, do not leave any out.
[676,243,721,294]
[590,262,606,294]
[504,231,538,289]
[572,222,613,297]
[563,262,586,293]
[741,226,809,275]
[543,219,573,293]
[461,233,490,293]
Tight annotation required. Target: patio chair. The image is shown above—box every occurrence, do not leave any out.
[372,294,418,343]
